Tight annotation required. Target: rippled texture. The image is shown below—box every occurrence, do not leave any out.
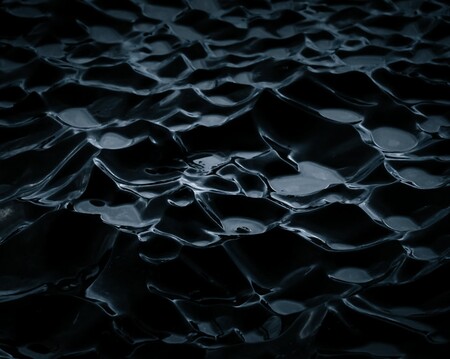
[1,0,449,358]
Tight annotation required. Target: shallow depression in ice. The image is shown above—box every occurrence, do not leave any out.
[58,108,99,128]
[270,161,344,196]
[372,127,418,152]
[318,108,364,124]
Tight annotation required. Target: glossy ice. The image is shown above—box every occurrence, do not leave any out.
[0,0,449,358]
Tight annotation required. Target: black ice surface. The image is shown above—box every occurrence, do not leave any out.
[0,0,449,358]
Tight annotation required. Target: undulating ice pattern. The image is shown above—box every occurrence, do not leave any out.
[1,0,449,358]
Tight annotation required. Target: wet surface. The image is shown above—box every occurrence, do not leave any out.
[0,0,449,358]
